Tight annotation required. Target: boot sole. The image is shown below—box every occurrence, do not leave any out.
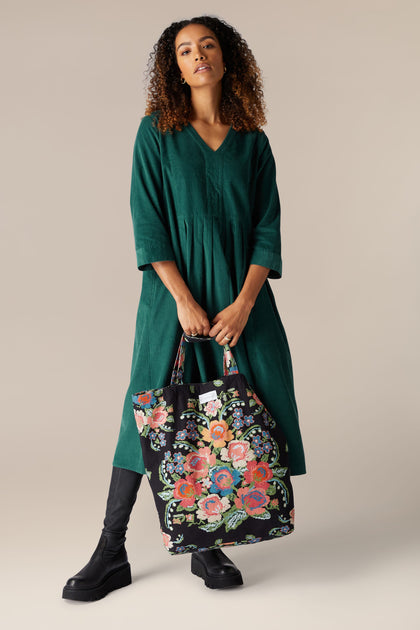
[191,554,243,589]
[62,563,131,602]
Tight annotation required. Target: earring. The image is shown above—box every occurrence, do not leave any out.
[181,77,186,84]
[224,65,227,72]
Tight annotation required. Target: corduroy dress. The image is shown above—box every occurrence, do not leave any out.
[112,111,307,477]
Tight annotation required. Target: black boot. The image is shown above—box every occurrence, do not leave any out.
[191,548,244,589]
[62,466,143,602]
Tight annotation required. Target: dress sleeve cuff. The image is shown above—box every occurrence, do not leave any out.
[136,239,175,271]
[249,247,282,279]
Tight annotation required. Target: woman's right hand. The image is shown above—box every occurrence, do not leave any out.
[176,295,211,337]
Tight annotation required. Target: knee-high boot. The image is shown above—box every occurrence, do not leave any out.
[62,466,142,602]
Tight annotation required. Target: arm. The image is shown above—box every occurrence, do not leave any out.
[151,260,212,336]
[208,263,269,346]
[235,263,270,311]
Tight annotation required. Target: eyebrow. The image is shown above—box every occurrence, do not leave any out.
[176,35,216,52]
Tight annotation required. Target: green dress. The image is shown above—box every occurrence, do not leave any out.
[112,111,307,476]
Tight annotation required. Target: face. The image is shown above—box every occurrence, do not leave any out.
[174,23,225,88]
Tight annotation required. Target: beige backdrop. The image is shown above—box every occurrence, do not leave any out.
[1,1,419,628]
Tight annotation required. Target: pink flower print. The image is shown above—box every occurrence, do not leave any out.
[184,447,216,479]
[148,406,168,429]
[134,408,147,433]
[161,530,173,549]
[234,486,270,516]
[244,460,273,490]
[204,398,222,417]
[270,498,279,507]
[173,475,203,508]
[220,440,255,468]
[290,507,295,525]
[252,391,263,406]
[202,419,234,448]
[196,494,231,523]
[186,513,194,522]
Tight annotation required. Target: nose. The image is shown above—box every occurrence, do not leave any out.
[195,51,205,61]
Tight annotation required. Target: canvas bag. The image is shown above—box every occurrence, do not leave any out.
[132,332,295,555]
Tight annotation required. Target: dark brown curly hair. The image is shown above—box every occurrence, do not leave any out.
[143,15,267,133]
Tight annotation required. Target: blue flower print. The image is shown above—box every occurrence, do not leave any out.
[252,435,262,447]
[254,446,264,457]
[176,429,188,440]
[175,463,185,474]
[232,408,243,420]
[233,417,244,429]
[166,462,176,473]
[209,466,241,497]
[244,415,253,426]
[263,442,272,453]
[164,451,172,461]
[173,452,184,463]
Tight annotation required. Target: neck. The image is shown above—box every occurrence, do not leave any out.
[189,83,223,124]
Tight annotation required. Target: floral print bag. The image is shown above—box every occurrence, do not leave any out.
[132,332,295,555]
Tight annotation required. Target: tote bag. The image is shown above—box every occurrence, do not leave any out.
[132,332,295,555]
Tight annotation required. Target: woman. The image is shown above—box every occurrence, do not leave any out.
[62,15,306,601]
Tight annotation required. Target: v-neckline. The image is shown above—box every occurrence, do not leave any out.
[186,122,234,154]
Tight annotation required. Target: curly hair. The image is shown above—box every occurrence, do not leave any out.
[143,15,267,133]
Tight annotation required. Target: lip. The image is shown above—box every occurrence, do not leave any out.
[194,64,211,73]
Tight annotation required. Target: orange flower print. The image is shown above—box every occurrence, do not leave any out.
[201,420,234,448]
[204,398,222,417]
[243,461,273,490]
[196,494,231,523]
[148,406,168,429]
[136,391,156,407]
[173,475,203,508]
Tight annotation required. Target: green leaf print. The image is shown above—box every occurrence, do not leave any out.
[157,490,174,501]
[252,511,271,520]
[224,509,247,532]
[199,520,222,533]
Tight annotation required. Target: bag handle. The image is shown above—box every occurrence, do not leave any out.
[170,332,239,385]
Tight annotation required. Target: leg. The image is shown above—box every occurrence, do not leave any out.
[62,466,143,602]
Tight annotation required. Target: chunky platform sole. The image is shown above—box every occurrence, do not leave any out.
[62,563,132,602]
[191,554,243,589]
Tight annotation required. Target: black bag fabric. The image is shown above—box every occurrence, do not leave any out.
[132,332,295,555]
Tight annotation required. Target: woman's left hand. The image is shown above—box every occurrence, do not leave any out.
[208,299,252,347]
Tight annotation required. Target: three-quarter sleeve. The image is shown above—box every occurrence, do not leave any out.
[249,132,283,279]
[130,115,176,271]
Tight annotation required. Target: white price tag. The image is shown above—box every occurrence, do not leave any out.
[199,390,218,404]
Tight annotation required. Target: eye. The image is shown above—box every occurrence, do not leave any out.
[203,43,214,48]
[181,49,190,55]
